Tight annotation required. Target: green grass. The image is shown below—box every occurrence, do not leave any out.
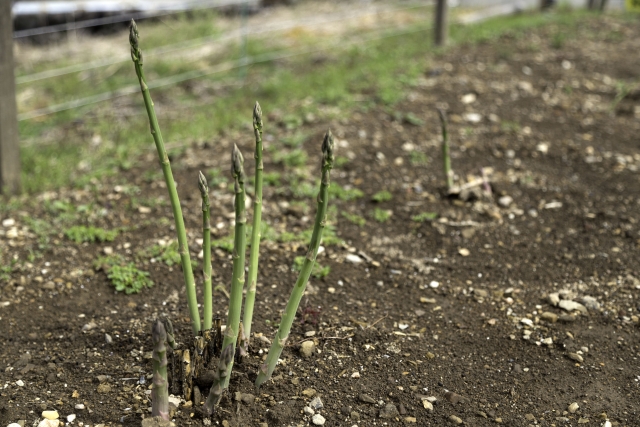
[412,212,438,222]
[64,225,119,243]
[93,254,152,294]
[13,9,597,195]
[292,255,330,279]
[372,208,392,223]
[341,211,366,227]
[140,241,181,266]
[371,190,392,202]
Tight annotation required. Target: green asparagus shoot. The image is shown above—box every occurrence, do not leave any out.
[151,319,169,420]
[129,19,201,334]
[255,130,335,390]
[208,144,247,403]
[437,108,454,192]
[203,343,234,415]
[242,102,264,349]
[199,171,213,331]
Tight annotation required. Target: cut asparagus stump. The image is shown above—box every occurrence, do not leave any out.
[255,131,335,390]
[437,108,454,193]
[241,102,264,350]
[151,319,170,420]
[129,20,201,334]
[198,171,213,331]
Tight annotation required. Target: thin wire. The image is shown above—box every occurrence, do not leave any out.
[18,22,434,122]
[13,0,252,38]
[16,3,430,84]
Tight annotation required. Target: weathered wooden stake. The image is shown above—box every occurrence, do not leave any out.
[0,1,21,195]
[434,0,448,47]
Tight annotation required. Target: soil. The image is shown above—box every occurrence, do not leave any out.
[2,14,640,427]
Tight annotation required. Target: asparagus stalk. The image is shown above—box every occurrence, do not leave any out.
[198,171,213,331]
[215,145,247,391]
[437,108,453,192]
[129,20,201,334]
[202,343,234,415]
[241,102,264,348]
[255,131,335,390]
[151,319,169,420]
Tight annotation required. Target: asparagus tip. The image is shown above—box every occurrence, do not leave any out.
[437,108,447,124]
[231,144,245,178]
[129,19,139,48]
[198,170,208,194]
[321,130,335,168]
[152,318,166,344]
[253,102,263,124]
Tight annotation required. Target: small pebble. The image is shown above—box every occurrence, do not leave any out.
[105,334,113,344]
[345,254,363,264]
[42,411,58,420]
[74,404,85,410]
[449,414,462,424]
[37,421,59,427]
[311,414,325,425]
[303,406,315,416]
[379,403,399,419]
[498,196,513,208]
[429,281,439,289]
[541,312,558,323]
[359,394,376,404]
[568,402,579,413]
[15,380,24,387]
[567,353,584,363]
[66,414,76,423]
[309,397,323,410]
[422,400,434,411]
[302,388,316,397]
[299,341,316,358]
[458,248,470,257]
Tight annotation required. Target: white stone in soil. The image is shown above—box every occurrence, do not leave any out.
[15,380,24,387]
[74,404,85,410]
[429,281,439,289]
[2,218,15,227]
[345,254,363,264]
[7,423,22,427]
[558,300,587,314]
[37,420,59,427]
[42,410,59,420]
[568,402,579,413]
[309,396,323,410]
[311,414,326,425]
[67,414,76,422]
[303,406,315,416]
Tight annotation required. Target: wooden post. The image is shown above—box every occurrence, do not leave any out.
[434,0,448,47]
[0,1,21,195]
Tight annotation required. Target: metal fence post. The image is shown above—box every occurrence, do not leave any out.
[0,1,21,195]
[434,0,448,47]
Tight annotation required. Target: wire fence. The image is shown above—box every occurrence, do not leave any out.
[16,3,429,84]
[13,0,256,38]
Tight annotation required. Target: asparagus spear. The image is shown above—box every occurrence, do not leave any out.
[202,343,234,414]
[214,145,247,393]
[151,319,169,420]
[241,102,264,348]
[437,108,453,192]
[255,131,335,390]
[129,20,201,334]
[198,171,213,331]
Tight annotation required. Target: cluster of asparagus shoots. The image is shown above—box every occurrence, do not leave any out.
[437,108,492,199]
[130,19,335,415]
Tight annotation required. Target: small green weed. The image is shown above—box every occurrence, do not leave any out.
[263,172,282,187]
[372,190,392,202]
[64,225,119,243]
[341,211,366,227]
[142,241,181,266]
[372,208,392,223]
[330,185,364,201]
[208,167,229,188]
[410,151,429,165]
[94,254,153,294]
[412,212,438,222]
[292,256,330,279]
[274,149,308,168]
[335,156,350,167]
[281,132,308,148]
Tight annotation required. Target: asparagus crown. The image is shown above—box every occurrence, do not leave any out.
[253,102,263,133]
[198,171,209,196]
[321,130,335,171]
[231,144,245,183]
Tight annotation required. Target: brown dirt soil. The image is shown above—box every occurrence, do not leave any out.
[2,14,640,427]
